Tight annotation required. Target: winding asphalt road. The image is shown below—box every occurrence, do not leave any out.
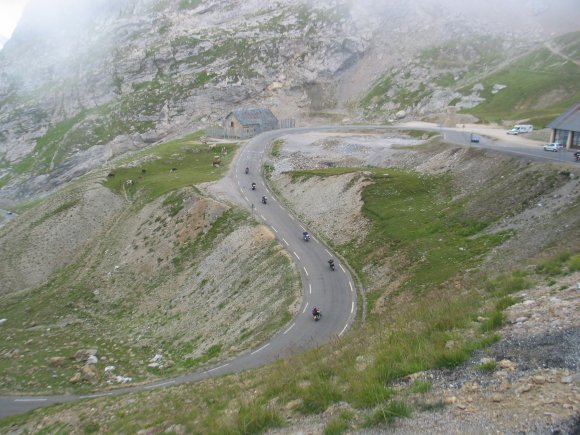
[0,128,358,419]
[1,124,575,419]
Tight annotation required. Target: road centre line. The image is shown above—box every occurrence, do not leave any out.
[302,302,309,313]
[300,224,306,231]
[339,264,346,273]
[294,252,300,261]
[304,267,309,276]
[309,283,312,294]
[208,363,230,373]
[288,214,295,220]
[145,380,175,389]
[271,226,278,233]
[14,398,48,402]
[79,393,113,399]
[283,323,295,334]
[251,343,270,355]
[339,324,348,337]
[278,204,284,210]
[260,214,266,220]
[325,248,332,256]
[282,238,289,246]
[351,301,355,313]
[349,281,353,292]
[243,194,248,202]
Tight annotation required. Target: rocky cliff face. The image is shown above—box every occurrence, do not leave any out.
[0,0,577,203]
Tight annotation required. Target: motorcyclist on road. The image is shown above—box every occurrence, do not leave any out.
[261,195,267,204]
[312,307,321,318]
[251,182,256,190]
[245,167,249,174]
[303,231,310,241]
[328,258,335,270]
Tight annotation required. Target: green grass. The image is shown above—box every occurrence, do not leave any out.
[363,401,412,427]
[535,251,580,276]
[476,360,497,372]
[409,380,432,394]
[104,132,235,203]
[325,168,509,295]
[361,76,393,108]
[486,272,532,297]
[178,0,202,10]
[271,139,284,157]
[461,44,580,125]
[324,410,353,435]
[3,145,578,430]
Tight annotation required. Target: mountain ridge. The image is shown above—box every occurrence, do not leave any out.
[0,0,579,205]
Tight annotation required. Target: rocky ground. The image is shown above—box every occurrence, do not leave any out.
[387,276,580,435]
[265,275,580,434]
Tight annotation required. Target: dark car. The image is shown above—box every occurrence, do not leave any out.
[470,133,480,143]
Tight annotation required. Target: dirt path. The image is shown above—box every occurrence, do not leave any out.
[545,42,580,67]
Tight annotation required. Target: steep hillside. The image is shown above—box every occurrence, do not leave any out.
[1,0,579,203]
[1,132,578,433]
[457,31,580,126]
[0,134,300,393]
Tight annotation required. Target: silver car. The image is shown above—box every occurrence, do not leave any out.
[543,143,563,152]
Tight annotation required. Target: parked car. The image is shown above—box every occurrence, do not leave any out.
[543,143,563,152]
[507,124,534,135]
[470,133,480,143]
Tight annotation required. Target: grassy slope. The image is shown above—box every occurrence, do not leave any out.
[461,33,580,126]
[0,133,300,394]
[2,147,578,433]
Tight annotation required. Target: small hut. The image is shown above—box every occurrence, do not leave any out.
[223,108,279,138]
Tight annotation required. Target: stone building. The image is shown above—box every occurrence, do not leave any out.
[223,108,279,138]
[548,102,580,149]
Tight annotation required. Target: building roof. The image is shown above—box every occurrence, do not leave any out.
[228,108,278,126]
[547,102,580,131]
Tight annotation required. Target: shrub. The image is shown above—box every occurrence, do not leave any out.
[363,401,412,427]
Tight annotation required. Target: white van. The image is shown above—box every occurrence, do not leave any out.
[507,124,534,135]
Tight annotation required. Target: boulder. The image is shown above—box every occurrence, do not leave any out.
[48,356,66,367]
[73,348,98,362]
[81,365,99,383]
[69,373,82,384]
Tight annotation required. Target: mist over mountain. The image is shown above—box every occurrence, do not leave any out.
[0,0,579,204]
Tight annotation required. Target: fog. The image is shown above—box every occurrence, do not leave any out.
[5,0,579,44]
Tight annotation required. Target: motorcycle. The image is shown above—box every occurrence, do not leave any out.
[303,231,310,241]
[574,152,580,162]
[245,167,249,174]
[312,310,322,321]
[328,260,335,271]
[261,196,267,204]
[251,182,256,190]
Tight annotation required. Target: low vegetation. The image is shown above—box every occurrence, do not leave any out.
[460,35,580,126]
[0,132,300,395]
[5,140,578,433]
[104,130,234,202]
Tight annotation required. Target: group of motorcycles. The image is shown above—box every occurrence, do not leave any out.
[248,169,267,204]
[246,166,337,322]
